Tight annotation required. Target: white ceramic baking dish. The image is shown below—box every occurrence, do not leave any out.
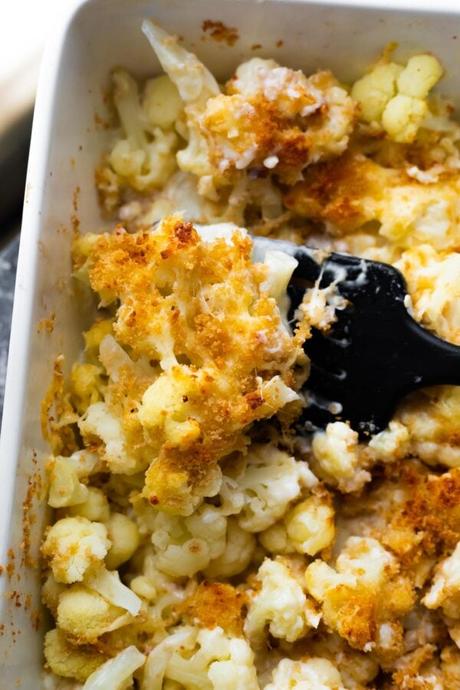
[1,0,460,686]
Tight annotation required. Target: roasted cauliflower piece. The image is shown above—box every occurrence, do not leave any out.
[398,388,460,469]
[396,245,460,346]
[423,542,460,620]
[104,512,141,570]
[128,546,189,638]
[259,488,336,557]
[142,20,355,195]
[244,557,320,646]
[41,517,110,584]
[305,537,414,662]
[44,628,108,682]
[284,491,336,556]
[232,445,317,533]
[284,151,460,252]
[73,216,305,515]
[142,625,259,690]
[56,585,133,643]
[203,518,256,578]
[46,449,101,509]
[67,487,110,522]
[264,657,346,690]
[96,68,180,211]
[311,422,371,493]
[148,504,228,578]
[352,52,443,142]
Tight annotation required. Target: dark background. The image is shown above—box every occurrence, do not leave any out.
[0,110,32,420]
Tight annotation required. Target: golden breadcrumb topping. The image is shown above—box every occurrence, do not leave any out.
[72,215,306,516]
[182,581,247,636]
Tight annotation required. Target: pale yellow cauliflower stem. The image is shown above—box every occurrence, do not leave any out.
[143,626,259,690]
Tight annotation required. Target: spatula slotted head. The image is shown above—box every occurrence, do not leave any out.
[289,250,460,437]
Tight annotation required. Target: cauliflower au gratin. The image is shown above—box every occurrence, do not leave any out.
[41,19,460,690]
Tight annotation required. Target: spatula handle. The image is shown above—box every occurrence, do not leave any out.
[404,317,460,389]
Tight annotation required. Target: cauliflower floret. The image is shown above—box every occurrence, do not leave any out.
[146,506,254,579]
[305,537,414,660]
[204,518,256,578]
[368,421,410,462]
[396,245,460,346]
[70,362,105,414]
[47,456,88,509]
[79,401,146,475]
[284,150,460,251]
[97,68,179,209]
[397,54,444,100]
[351,62,402,123]
[67,487,110,522]
[42,572,66,616]
[142,21,219,107]
[57,585,132,643]
[263,657,345,690]
[352,52,443,143]
[138,367,202,448]
[44,628,107,682]
[150,504,227,577]
[83,645,145,690]
[398,386,460,468]
[311,422,370,493]
[381,94,428,144]
[142,21,354,194]
[234,445,317,532]
[284,492,335,556]
[41,517,110,584]
[47,450,101,509]
[259,521,293,555]
[423,542,460,618]
[142,19,220,194]
[129,547,189,639]
[142,628,192,690]
[259,490,335,557]
[105,512,141,570]
[244,558,320,646]
[143,625,259,690]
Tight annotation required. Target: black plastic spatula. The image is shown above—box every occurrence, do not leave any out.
[253,238,460,437]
